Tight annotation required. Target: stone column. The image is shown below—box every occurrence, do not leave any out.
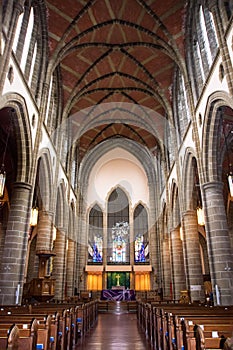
[36,210,53,277]
[182,210,205,303]
[78,222,87,291]
[149,223,158,290]
[162,238,172,298]
[102,210,108,289]
[53,228,66,301]
[36,210,53,252]
[203,181,233,305]
[0,182,32,305]
[170,227,186,300]
[129,210,135,289]
[66,239,76,297]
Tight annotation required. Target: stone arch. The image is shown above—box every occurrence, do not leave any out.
[161,200,168,240]
[170,181,180,229]
[36,149,53,212]
[202,91,233,183]
[106,184,131,214]
[78,138,157,212]
[132,200,149,214]
[182,148,199,211]
[68,200,76,241]
[55,181,67,229]
[0,94,32,184]
[87,201,104,216]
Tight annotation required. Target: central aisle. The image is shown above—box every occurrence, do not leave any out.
[75,312,153,349]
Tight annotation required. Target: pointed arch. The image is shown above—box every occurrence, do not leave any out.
[55,180,67,229]
[36,149,53,212]
[182,148,199,211]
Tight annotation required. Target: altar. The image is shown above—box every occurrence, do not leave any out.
[112,285,125,290]
[101,289,135,301]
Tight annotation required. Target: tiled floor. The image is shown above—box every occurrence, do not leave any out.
[75,313,152,349]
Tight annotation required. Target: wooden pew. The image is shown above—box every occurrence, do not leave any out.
[181,320,233,350]
[0,319,37,350]
[166,310,233,350]
[137,301,233,350]
[0,314,52,350]
[0,324,19,350]
[0,300,98,349]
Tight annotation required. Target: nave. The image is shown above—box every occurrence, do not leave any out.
[76,309,152,350]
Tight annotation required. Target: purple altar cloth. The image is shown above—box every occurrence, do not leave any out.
[101,289,135,301]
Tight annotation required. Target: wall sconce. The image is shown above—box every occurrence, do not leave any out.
[0,187,9,209]
[197,206,205,226]
[52,227,57,241]
[179,226,183,241]
[227,173,233,197]
[224,262,231,271]
[0,166,6,198]
[30,207,38,226]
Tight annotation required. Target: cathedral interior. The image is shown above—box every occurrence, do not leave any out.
[0,0,233,308]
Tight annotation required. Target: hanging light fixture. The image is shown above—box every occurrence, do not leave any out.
[197,206,205,226]
[195,163,205,226]
[0,165,6,198]
[30,207,38,226]
[228,173,233,197]
[0,109,14,197]
[179,226,183,241]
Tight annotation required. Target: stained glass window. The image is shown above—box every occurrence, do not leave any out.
[92,236,103,262]
[107,188,129,264]
[112,236,126,262]
[134,204,149,263]
[89,204,103,264]
[135,235,146,262]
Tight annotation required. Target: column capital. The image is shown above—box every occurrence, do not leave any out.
[57,227,67,236]
[39,209,54,218]
[12,181,32,191]
[202,181,223,192]
[182,209,196,218]
[170,226,180,235]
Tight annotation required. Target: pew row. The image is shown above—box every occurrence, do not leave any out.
[137,301,233,350]
[0,300,98,350]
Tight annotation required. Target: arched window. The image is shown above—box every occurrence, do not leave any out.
[134,204,149,263]
[10,2,46,98]
[107,188,129,264]
[186,4,218,100]
[199,6,212,67]
[88,205,103,263]
[28,42,37,86]
[12,12,24,53]
[71,146,78,191]
[165,120,174,171]
[174,70,190,144]
[46,70,63,141]
[21,7,34,72]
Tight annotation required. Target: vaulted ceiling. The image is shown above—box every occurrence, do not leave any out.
[45,0,187,160]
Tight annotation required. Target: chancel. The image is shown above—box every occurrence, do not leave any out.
[0,1,233,349]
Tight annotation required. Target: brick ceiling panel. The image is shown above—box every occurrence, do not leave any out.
[45,0,187,160]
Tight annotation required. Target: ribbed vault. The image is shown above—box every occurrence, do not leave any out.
[46,0,187,160]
